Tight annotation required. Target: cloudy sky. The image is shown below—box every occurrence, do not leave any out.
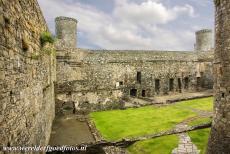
[37,0,214,51]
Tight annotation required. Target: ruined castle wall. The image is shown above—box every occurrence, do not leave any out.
[56,49,213,111]
[0,0,56,147]
[208,0,230,153]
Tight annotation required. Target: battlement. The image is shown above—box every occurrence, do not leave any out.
[196,29,212,34]
[55,16,78,23]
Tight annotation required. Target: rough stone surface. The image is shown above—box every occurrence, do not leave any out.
[55,16,77,48]
[172,133,199,154]
[208,0,230,153]
[0,0,56,147]
[55,42,214,112]
[195,29,213,51]
[172,124,199,154]
[103,146,127,154]
[0,0,216,151]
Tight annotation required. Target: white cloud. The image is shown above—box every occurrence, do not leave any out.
[114,0,195,25]
[38,0,197,50]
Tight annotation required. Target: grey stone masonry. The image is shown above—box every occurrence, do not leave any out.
[195,29,212,51]
[55,16,78,48]
[0,0,56,147]
[172,124,200,154]
[172,133,199,154]
[208,0,230,153]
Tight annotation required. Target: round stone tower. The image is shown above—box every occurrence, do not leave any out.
[195,29,212,51]
[55,16,78,48]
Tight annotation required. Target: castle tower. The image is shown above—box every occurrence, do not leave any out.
[195,29,212,51]
[55,16,78,48]
[207,0,230,153]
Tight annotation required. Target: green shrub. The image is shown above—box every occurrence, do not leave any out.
[31,53,40,60]
[40,32,55,47]
[42,47,55,55]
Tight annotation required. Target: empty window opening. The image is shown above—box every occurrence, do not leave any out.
[137,72,141,84]
[4,16,10,27]
[184,77,189,89]
[155,79,160,94]
[197,77,201,88]
[116,81,124,88]
[142,90,146,97]
[219,67,223,75]
[130,89,137,97]
[169,78,174,91]
[222,93,225,98]
[22,39,29,52]
[178,78,182,93]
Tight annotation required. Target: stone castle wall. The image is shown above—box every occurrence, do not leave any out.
[53,17,214,113]
[0,0,215,147]
[208,0,230,153]
[56,47,214,112]
[0,0,56,147]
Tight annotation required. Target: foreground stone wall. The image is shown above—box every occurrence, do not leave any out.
[0,0,56,147]
[208,0,230,153]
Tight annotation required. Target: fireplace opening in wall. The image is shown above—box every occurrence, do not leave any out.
[130,89,137,97]
[142,90,146,97]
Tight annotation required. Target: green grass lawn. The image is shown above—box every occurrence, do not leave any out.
[188,128,211,154]
[188,117,212,127]
[127,135,178,154]
[174,97,213,111]
[90,97,213,141]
